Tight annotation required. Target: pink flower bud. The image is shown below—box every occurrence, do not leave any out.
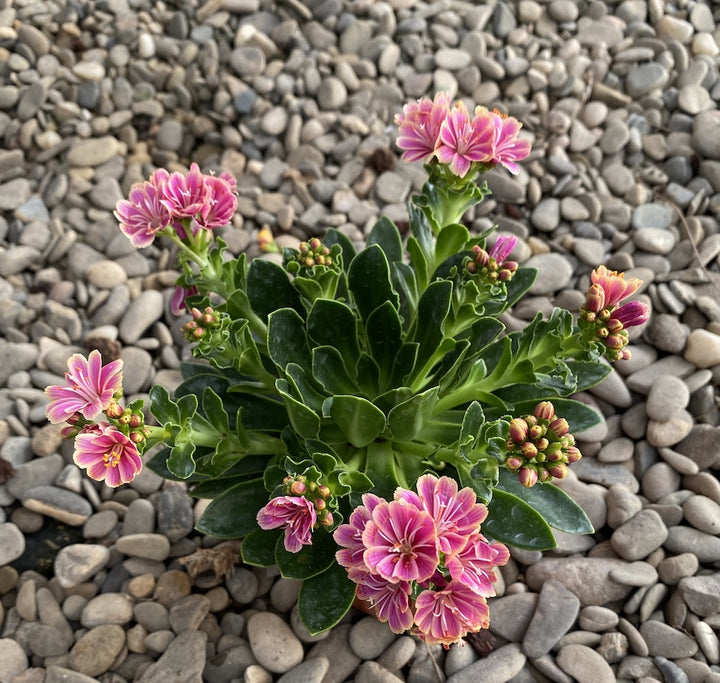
[539,469,552,482]
[474,248,489,267]
[548,418,569,438]
[528,424,544,440]
[309,238,322,250]
[105,403,124,419]
[519,467,538,488]
[315,498,326,511]
[606,334,624,349]
[547,463,568,479]
[191,307,202,320]
[466,261,477,274]
[129,431,145,444]
[509,418,528,443]
[129,414,142,429]
[299,242,309,254]
[585,283,605,314]
[318,485,330,499]
[536,438,549,452]
[565,446,582,463]
[534,401,555,421]
[506,456,523,471]
[521,442,538,459]
[321,512,334,527]
[290,480,306,495]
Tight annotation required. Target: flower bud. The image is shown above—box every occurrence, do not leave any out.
[565,446,582,463]
[466,261,477,274]
[535,437,549,452]
[304,257,315,268]
[539,469,552,482]
[585,283,605,314]
[129,431,145,444]
[61,425,76,439]
[534,401,555,421]
[118,414,131,425]
[105,403,124,419]
[548,418,569,437]
[318,485,330,499]
[290,480,306,495]
[129,414,142,429]
[528,424,544,440]
[521,442,538,459]
[519,467,538,488]
[321,512,334,527]
[299,242,309,254]
[315,498,326,511]
[191,307,203,321]
[547,463,568,479]
[606,334,624,349]
[309,238,322,250]
[506,456,523,471]
[508,418,528,444]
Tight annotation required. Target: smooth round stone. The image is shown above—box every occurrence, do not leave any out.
[377,636,416,672]
[0,523,25,565]
[115,534,170,561]
[247,612,304,674]
[349,616,396,659]
[66,136,120,166]
[631,202,674,230]
[123,499,156,535]
[530,198,560,232]
[84,260,128,290]
[608,561,658,587]
[642,462,681,501]
[676,425,720,469]
[523,579,580,658]
[678,84,714,114]
[633,228,676,254]
[269,578,301,613]
[226,567,258,604]
[684,329,720,368]
[606,485,643,529]
[525,253,573,294]
[657,553,699,585]
[169,594,211,633]
[0,638,28,681]
[22,486,93,526]
[692,110,720,160]
[83,510,118,539]
[134,601,171,632]
[597,437,634,463]
[277,657,330,683]
[610,509,668,561]
[665,526,720,562]
[317,77,347,110]
[646,375,690,422]
[154,570,192,607]
[557,643,615,682]
[679,574,720,617]
[445,643,525,682]
[683,495,720,535]
[640,620,698,658]
[646,410,694,448]
[81,593,134,627]
[70,624,126,677]
[435,48,471,70]
[118,290,165,344]
[54,544,110,588]
[578,606,620,632]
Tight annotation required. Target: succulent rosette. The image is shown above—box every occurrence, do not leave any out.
[46,96,650,642]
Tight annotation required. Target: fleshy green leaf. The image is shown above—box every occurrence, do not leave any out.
[242,528,283,567]
[412,280,452,373]
[568,360,613,392]
[275,529,337,579]
[307,299,359,361]
[366,301,403,388]
[201,388,229,435]
[434,223,470,270]
[406,236,429,291]
[483,489,557,551]
[312,346,359,395]
[298,561,356,635]
[338,470,374,493]
[387,387,439,441]
[324,395,386,448]
[323,228,356,273]
[348,244,399,321]
[195,478,268,538]
[367,216,403,263]
[268,308,311,373]
[247,258,302,320]
[497,469,594,534]
[149,385,180,425]
[276,379,321,439]
[167,440,196,479]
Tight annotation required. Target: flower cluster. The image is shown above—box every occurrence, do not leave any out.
[256,475,334,552]
[334,475,509,647]
[182,306,223,343]
[285,238,337,274]
[466,234,519,283]
[505,401,582,487]
[579,266,650,361]
[115,163,238,248]
[395,94,531,177]
[45,351,145,486]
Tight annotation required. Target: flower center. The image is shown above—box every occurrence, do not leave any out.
[104,443,122,468]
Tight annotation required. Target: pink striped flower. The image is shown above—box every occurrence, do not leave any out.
[395,92,451,163]
[362,499,439,583]
[195,173,238,230]
[488,234,518,267]
[73,422,142,487]
[161,162,210,219]
[478,107,531,175]
[445,533,510,597]
[590,265,642,309]
[435,102,495,177]
[609,300,649,330]
[395,475,487,555]
[351,569,414,633]
[170,285,199,316]
[335,493,383,570]
[257,495,317,553]
[115,170,172,248]
[414,580,491,647]
[45,350,123,424]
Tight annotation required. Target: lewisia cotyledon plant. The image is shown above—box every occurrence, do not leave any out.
[46,93,650,644]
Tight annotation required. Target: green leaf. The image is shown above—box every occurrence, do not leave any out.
[406,236,429,291]
[387,387,439,441]
[408,196,434,257]
[348,244,399,321]
[392,262,418,326]
[285,364,326,412]
[312,346,359,395]
[275,529,337,579]
[149,385,180,425]
[241,528,283,567]
[390,343,419,388]
[247,258,302,321]
[298,561,356,635]
[167,440,196,479]
[412,280,452,372]
[146,447,196,482]
[325,395,386,447]
[568,360,613,392]
[457,401,485,462]
[202,388,229,435]
[497,469,594,534]
[511,397,603,434]
[338,470,374,493]
[434,223,470,269]
[268,308,311,373]
[323,228,356,273]
[307,299,359,361]
[366,301,403,388]
[276,379,321,439]
[355,353,381,398]
[195,478,269,538]
[484,489,557,551]
[367,216,403,263]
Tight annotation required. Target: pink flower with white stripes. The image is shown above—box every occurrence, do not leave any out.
[73,423,142,487]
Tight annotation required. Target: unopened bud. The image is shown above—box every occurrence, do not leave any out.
[129,414,142,429]
[299,242,309,254]
[193,327,204,338]
[315,255,326,266]
[304,257,314,268]
[528,424,544,440]
[565,446,582,463]
[318,485,330,499]
[521,442,538,459]
[315,498,326,511]
[509,418,528,443]
[519,467,538,488]
[548,418,569,437]
[321,512,334,527]
[539,469,552,482]
[606,319,623,333]
[535,438,549,452]
[118,414,131,425]
[547,463,568,479]
[534,401,555,421]
[585,283,605,314]
[61,425,76,439]
[466,262,477,274]
[191,307,203,320]
[290,481,306,495]
[606,334,624,349]
[105,403,123,419]
[129,431,145,444]
[309,238,322,250]
[506,456,523,470]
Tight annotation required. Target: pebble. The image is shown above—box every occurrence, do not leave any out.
[557,643,615,682]
[69,624,126,677]
[665,526,720,562]
[446,643,525,683]
[118,290,165,344]
[679,574,720,617]
[248,612,304,674]
[525,253,574,294]
[138,630,207,682]
[54,544,110,588]
[115,533,171,561]
[0,522,25,565]
[640,620,699,658]
[22,486,93,525]
[610,509,668,561]
[684,329,720,368]
[349,616,396,659]
[523,579,580,658]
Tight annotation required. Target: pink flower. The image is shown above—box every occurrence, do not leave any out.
[609,300,649,329]
[478,107,531,175]
[414,581,490,647]
[74,423,142,487]
[161,162,210,219]
[334,493,383,570]
[396,475,487,555]
[488,234,517,266]
[362,499,439,583]
[445,533,509,597]
[395,92,451,163]
[257,495,317,553]
[45,350,123,424]
[435,102,495,178]
[352,569,414,633]
[195,174,238,230]
[170,285,199,316]
[590,265,642,309]
[115,170,172,248]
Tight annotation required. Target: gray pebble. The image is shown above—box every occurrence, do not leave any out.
[640,620,698,658]
[54,544,110,588]
[611,509,668,561]
[446,643,525,683]
[349,615,396,659]
[248,612,304,674]
[556,643,615,683]
[665,526,720,562]
[523,579,580,658]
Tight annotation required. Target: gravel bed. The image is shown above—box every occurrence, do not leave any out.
[1,0,720,681]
